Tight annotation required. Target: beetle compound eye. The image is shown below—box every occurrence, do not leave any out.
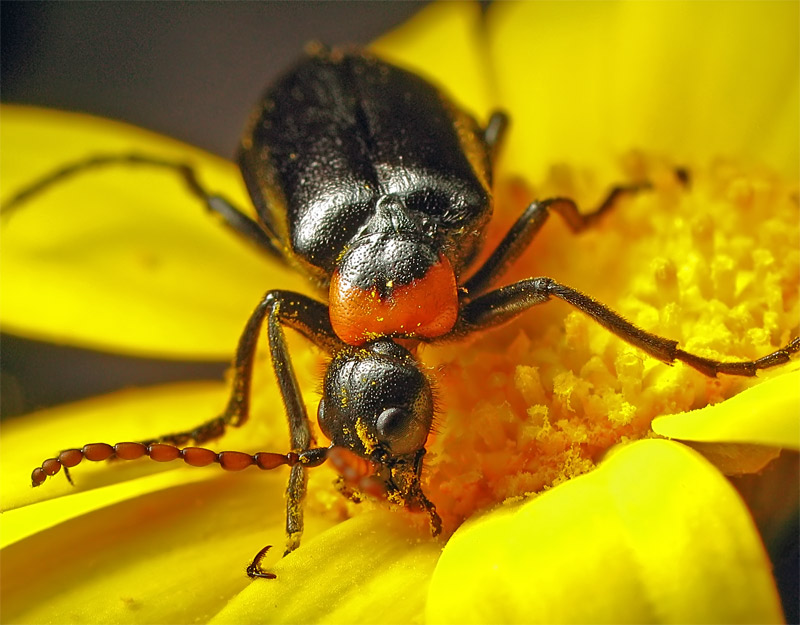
[317,399,332,439]
[376,407,408,438]
[375,406,425,455]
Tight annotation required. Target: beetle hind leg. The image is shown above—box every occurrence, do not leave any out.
[458,277,799,378]
[483,111,509,163]
[464,176,670,296]
[675,337,800,377]
[137,415,229,448]
[1,152,286,262]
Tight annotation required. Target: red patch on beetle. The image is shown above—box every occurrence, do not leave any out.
[329,253,458,345]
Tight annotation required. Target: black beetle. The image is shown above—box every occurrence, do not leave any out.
[10,45,799,579]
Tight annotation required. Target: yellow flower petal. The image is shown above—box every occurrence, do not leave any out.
[681,442,781,477]
[653,369,800,450]
[489,1,799,183]
[0,106,310,359]
[1,381,340,623]
[0,469,322,624]
[212,509,441,625]
[0,382,230,516]
[427,439,783,624]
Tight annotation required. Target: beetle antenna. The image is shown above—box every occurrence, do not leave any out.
[29,442,329,487]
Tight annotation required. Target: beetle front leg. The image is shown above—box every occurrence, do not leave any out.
[284,464,307,555]
[264,294,323,557]
[464,183,657,296]
[242,291,344,575]
[131,290,342,572]
[141,291,340,450]
[457,277,799,377]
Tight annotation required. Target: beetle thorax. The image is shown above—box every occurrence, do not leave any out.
[328,195,459,344]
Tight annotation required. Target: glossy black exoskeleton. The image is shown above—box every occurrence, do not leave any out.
[11,45,799,579]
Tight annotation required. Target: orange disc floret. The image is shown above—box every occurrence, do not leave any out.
[329,253,459,345]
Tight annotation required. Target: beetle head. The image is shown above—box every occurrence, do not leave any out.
[317,338,441,532]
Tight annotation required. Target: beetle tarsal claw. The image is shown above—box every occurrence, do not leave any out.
[246,545,277,580]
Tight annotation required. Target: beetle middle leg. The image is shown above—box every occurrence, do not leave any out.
[457,277,799,377]
[465,184,657,296]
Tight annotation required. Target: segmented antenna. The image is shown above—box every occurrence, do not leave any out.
[30,442,328,487]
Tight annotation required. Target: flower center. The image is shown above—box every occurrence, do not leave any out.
[420,158,798,533]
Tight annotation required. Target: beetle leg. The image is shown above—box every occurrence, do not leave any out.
[142,291,339,565]
[0,152,286,261]
[141,292,341,449]
[239,292,336,569]
[266,295,315,555]
[457,276,799,377]
[464,184,653,296]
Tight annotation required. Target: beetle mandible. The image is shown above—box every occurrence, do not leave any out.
[9,44,799,579]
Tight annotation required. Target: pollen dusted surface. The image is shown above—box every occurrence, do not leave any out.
[413,157,798,533]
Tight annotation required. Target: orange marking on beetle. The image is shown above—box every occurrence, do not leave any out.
[329,253,458,345]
